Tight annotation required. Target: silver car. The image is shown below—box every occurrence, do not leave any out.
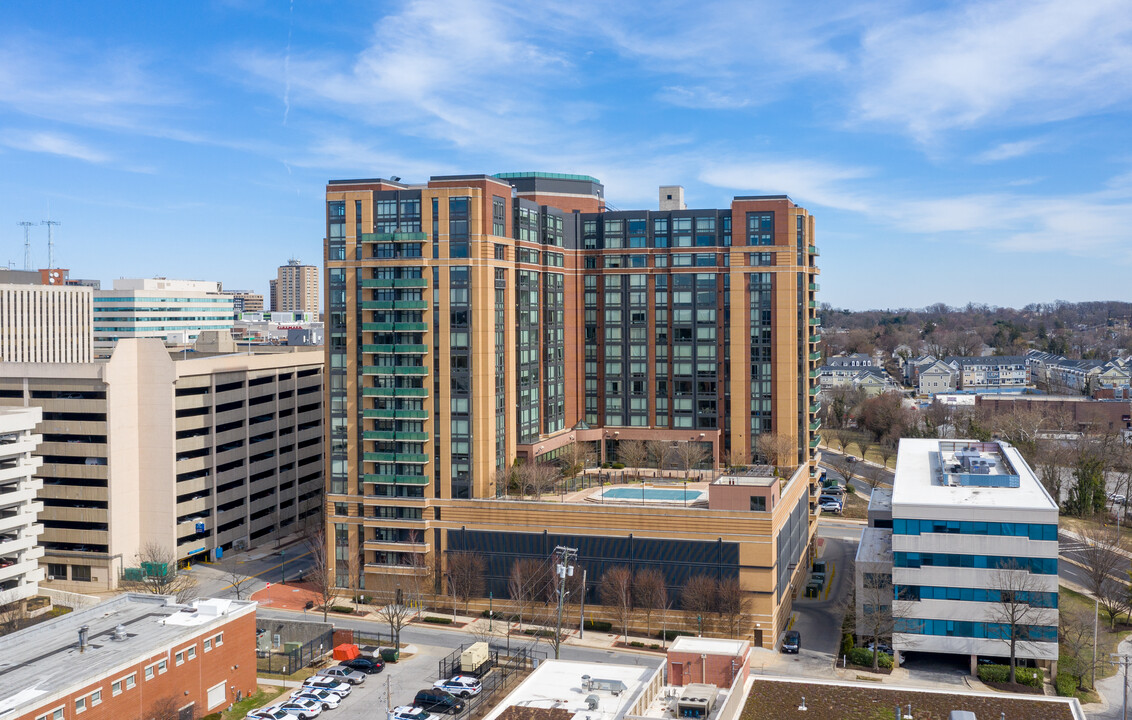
[315,666,367,685]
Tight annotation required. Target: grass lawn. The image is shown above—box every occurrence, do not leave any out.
[743,678,1076,720]
[839,489,869,520]
[1059,584,1130,701]
[1060,515,1132,553]
[222,685,288,719]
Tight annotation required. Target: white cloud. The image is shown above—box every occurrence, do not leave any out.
[854,0,1132,139]
[700,159,875,213]
[0,130,111,164]
[974,137,1049,163]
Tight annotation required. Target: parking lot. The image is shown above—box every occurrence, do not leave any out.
[252,640,457,720]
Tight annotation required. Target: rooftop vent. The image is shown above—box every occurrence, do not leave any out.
[78,624,89,653]
[586,695,600,710]
[112,624,127,641]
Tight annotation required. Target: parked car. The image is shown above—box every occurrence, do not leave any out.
[315,666,367,685]
[390,706,432,720]
[822,484,845,496]
[301,677,351,697]
[782,630,801,654]
[246,710,291,720]
[275,699,323,719]
[413,688,466,714]
[290,688,341,710]
[866,641,893,655]
[432,676,482,698]
[819,499,842,513]
[339,656,384,674]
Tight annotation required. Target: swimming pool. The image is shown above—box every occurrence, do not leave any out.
[600,487,706,502]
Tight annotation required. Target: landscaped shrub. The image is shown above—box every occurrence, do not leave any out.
[649,643,661,649]
[522,628,555,637]
[422,616,454,625]
[611,462,625,469]
[656,629,692,641]
[584,619,613,632]
[847,647,892,669]
[840,633,854,657]
[1055,672,1078,697]
[629,641,645,647]
[330,605,355,614]
[977,664,1042,688]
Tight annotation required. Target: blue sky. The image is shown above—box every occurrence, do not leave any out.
[1,0,1130,310]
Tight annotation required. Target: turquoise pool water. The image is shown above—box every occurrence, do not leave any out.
[601,487,705,501]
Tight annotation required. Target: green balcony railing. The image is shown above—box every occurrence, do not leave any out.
[363,474,429,485]
[810,436,822,448]
[809,351,822,361]
[810,419,822,431]
[395,344,428,353]
[359,232,428,243]
[359,278,428,288]
[363,409,396,419]
[361,300,426,309]
[364,431,429,442]
[808,245,819,255]
[362,322,428,332]
[809,283,820,291]
[810,334,822,344]
[362,387,429,398]
[809,317,821,326]
[362,344,394,354]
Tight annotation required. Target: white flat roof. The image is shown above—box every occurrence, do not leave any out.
[668,636,747,656]
[480,659,658,720]
[856,526,893,565]
[891,439,1057,511]
[867,488,892,512]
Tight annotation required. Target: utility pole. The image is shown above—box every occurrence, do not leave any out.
[17,222,33,270]
[41,219,61,269]
[1112,653,1132,720]
[552,545,578,660]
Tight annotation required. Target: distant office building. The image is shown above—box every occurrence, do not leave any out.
[274,258,319,315]
[223,290,265,316]
[0,406,44,607]
[93,278,234,358]
[856,439,1058,674]
[0,593,256,720]
[268,278,278,312]
[0,339,323,593]
[0,283,93,363]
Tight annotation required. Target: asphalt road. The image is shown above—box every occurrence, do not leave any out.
[818,447,894,496]
[190,541,316,600]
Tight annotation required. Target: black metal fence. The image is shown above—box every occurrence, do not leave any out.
[435,645,547,720]
[257,627,335,675]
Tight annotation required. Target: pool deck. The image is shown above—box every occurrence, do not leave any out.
[561,480,711,506]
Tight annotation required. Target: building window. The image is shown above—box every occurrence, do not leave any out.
[76,697,86,713]
[187,646,196,660]
[204,638,212,652]
[36,710,65,720]
[750,496,767,511]
[158,659,167,674]
[90,691,100,707]
[112,679,122,695]
[46,563,67,580]
[215,632,223,646]
[71,565,91,582]
[125,674,135,689]
[176,650,185,665]
[145,665,155,680]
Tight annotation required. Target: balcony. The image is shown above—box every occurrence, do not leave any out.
[363,474,429,485]
[362,387,429,398]
[363,431,429,442]
[809,283,820,291]
[359,278,428,289]
[808,245,819,255]
[809,317,821,326]
[362,322,428,332]
[809,334,821,344]
[810,419,822,431]
[809,352,822,361]
[363,452,429,464]
[364,539,431,554]
[361,366,428,376]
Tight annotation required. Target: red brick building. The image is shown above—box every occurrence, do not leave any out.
[0,594,257,720]
[666,636,751,688]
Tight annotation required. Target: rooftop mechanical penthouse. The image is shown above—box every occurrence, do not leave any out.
[324,173,823,647]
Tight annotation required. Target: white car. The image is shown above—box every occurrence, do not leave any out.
[390,706,431,720]
[315,666,367,685]
[246,709,291,720]
[301,677,351,697]
[275,699,323,719]
[290,688,341,710]
[819,499,842,513]
[433,676,482,698]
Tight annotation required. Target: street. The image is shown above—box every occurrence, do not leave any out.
[190,537,316,600]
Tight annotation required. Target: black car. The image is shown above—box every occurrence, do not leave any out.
[414,689,466,714]
[782,630,801,654]
[339,657,385,674]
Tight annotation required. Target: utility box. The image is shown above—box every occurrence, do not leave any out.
[460,642,491,675]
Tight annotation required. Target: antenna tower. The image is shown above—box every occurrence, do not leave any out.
[41,220,61,269]
[17,221,34,270]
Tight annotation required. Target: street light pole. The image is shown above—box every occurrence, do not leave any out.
[280,549,286,584]
[489,592,493,632]
[1111,653,1132,720]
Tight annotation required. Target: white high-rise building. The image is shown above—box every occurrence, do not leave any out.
[0,407,45,606]
[93,278,234,358]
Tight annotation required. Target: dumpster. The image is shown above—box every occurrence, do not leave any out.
[380,647,400,663]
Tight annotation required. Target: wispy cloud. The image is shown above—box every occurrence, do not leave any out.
[853,0,1132,140]
[0,130,112,164]
[700,159,875,212]
[974,137,1049,163]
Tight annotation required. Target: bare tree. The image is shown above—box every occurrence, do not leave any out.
[830,453,860,489]
[681,574,718,635]
[508,558,549,631]
[219,554,255,601]
[516,461,561,500]
[558,441,596,488]
[0,590,29,636]
[876,439,898,470]
[646,440,672,478]
[599,566,634,642]
[672,441,711,482]
[372,570,415,648]
[1080,522,1125,624]
[305,525,339,621]
[861,463,888,492]
[148,697,184,720]
[823,428,844,453]
[632,568,668,638]
[447,551,485,616]
[1059,607,1098,691]
[756,432,794,473]
[722,447,749,472]
[716,577,749,639]
[618,439,650,483]
[986,562,1054,684]
[859,571,898,670]
[122,542,198,604]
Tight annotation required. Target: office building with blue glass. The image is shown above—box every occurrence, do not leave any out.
[858,439,1058,673]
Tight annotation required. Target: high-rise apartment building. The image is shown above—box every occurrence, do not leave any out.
[275,259,319,315]
[325,173,822,646]
[0,284,93,363]
[0,339,323,593]
[0,406,44,606]
[93,278,234,358]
